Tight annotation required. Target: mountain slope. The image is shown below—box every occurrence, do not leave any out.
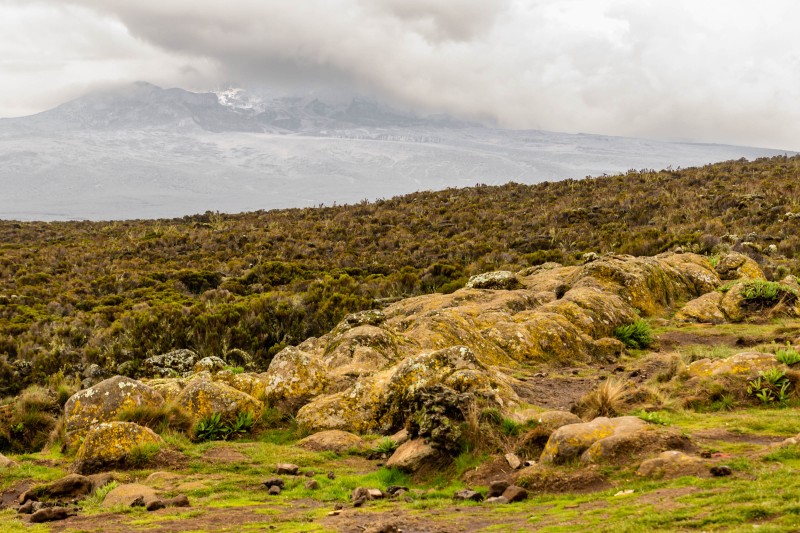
[0,83,792,221]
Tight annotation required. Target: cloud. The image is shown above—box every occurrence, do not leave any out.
[1,0,799,149]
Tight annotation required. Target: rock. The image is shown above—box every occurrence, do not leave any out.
[212,371,269,399]
[367,488,384,499]
[63,376,165,448]
[17,501,35,514]
[297,430,364,453]
[304,479,320,490]
[193,356,227,373]
[276,463,299,475]
[73,422,164,474]
[146,499,166,511]
[18,490,37,505]
[686,352,780,378]
[263,477,285,488]
[505,453,522,470]
[501,485,528,503]
[485,496,509,504]
[580,425,692,465]
[263,346,329,412]
[102,483,159,508]
[41,474,93,499]
[487,480,510,498]
[714,252,765,281]
[162,494,190,508]
[590,337,626,362]
[541,416,647,465]
[142,349,198,378]
[637,451,708,479]
[385,439,448,474]
[87,472,116,493]
[389,428,410,447]
[385,485,410,496]
[674,292,726,324]
[710,465,733,477]
[0,453,17,468]
[351,487,383,502]
[176,375,263,421]
[30,507,76,523]
[465,271,523,290]
[327,471,336,480]
[267,486,281,496]
[335,309,386,332]
[453,489,483,502]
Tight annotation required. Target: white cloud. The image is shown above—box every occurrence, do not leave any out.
[1,0,798,149]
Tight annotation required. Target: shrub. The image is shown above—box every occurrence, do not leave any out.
[373,437,398,455]
[194,411,255,441]
[613,319,653,350]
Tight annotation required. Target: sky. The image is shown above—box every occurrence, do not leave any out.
[0,0,798,150]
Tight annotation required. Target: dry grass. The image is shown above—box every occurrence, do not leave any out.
[576,378,630,419]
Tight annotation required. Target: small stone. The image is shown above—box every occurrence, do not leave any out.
[146,499,166,512]
[614,490,635,497]
[485,496,509,504]
[505,453,522,470]
[18,490,37,505]
[385,485,410,496]
[17,501,34,514]
[487,480,510,498]
[30,507,76,523]
[334,503,343,510]
[263,477,285,489]
[328,510,342,516]
[353,497,366,507]
[524,460,536,467]
[366,488,384,499]
[710,465,732,477]
[327,471,336,480]
[130,496,146,507]
[304,479,320,490]
[304,470,316,477]
[453,489,483,502]
[162,494,191,508]
[268,485,281,496]
[276,463,299,475]
[501,485,528,503]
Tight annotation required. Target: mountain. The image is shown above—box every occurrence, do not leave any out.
[0,83,793,221]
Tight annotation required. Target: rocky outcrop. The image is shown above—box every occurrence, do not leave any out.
[714,252,765,281]
[73,421,163,474]
[674,292,726,324]
[142,349,198,378]
[465,271,523,290]
[263,346,329,412]
[64,376,165,448]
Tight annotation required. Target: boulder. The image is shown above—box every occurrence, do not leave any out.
[453,489,483,502]
[540,416,647,465]
[501,485,528,503]
[73,422,163,474]
[275,463,299,475]
[146,378,185,402]
[193,356,227,373]
[636,451,708,479]
[142,349,198,378]
[385,439,448,473]
[63,376,165,448]
[0,453,17,468]
[212,370,269,399]
[102,483,159,508]
[465,271,523,290]
[30,507,76,523]
[580,425,691,465]
[686,352,780,378]
[263,346,329,412]
[297,430,364,453]
[175,374,263,421]
[321,325,400,379]
[674,292,726,324]
[591,337,626,362]
[41,474,93,499]
[714,252,765,281]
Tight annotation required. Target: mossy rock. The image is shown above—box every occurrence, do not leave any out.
[297,430,364,453]
[263,346,329,413]
[686,352,780,377]
[64,376,165,449]
[715,252,766,281]
[674,291,726,324]
[176,375,263,421]
[540,416,647,465]
[73,421,163,474]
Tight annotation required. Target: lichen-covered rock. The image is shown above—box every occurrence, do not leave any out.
[176,375,263,421]
[146,378,185,402]
[385,439,448,473]
[263,346,329,412]
[580,425,691,465]
[540,416,647,465]
[686,352,780,377]
[636,451,708,479]
[297,430,364,453]
[674,291,726,324]
[466,271,523,290]
[64,376,165,448]
[714,252,766,281]
[321,325,400,379]
[193,356,227,374]
[73,422,163,474]
[590,337,626,362]
[102,483,159,508]
[517,411,584,454]
[142,349,198,378]
[332,309,386,335]
[212,371,269,400]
